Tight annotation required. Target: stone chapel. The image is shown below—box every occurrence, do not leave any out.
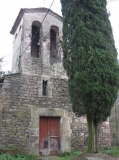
[0,8,111,156]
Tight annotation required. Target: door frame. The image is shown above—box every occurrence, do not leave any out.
[28,107,72,155]
[39,116,61,156]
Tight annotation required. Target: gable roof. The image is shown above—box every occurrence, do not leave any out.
[10,7,63,35]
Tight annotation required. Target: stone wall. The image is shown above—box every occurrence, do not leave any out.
[0,73,72,153]
[0,83,3,142]
[110,92,119,146]
[0,73,110,153]
[12,18,23,73]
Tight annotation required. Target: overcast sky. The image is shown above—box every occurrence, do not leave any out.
[0,0,119,71]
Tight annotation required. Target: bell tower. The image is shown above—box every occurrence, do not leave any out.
[10,8,66,78]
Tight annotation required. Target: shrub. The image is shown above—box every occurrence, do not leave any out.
[100,146,119,156]
[0,154,36,160]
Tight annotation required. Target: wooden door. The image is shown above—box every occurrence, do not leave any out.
[39,117,60,156]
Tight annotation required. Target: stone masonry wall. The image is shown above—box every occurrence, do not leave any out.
[12,18,23,73]
[0,73,110,153]
[110,92,119,146]
[0,73,72,152]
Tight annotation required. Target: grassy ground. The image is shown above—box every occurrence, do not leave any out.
[74,147,119,160]
[0,147,119,160]
[44,150,82,160]
[0,154,36,160]
[0,150,81,160]
[0,154,78,160]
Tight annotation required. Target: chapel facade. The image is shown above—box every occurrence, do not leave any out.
[0,8,110,155]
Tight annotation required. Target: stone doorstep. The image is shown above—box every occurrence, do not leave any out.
[86,157,104,160]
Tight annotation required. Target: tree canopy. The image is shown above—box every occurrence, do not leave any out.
[60,0,119,152]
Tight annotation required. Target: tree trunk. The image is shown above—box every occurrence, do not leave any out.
[94,123,99,153]
[94,122,101,153]
[87,115,101,153]
[86,114,94,153]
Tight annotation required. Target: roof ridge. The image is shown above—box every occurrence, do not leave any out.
[10,7,62,35]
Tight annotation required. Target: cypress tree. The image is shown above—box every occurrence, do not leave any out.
[60,0,119,152]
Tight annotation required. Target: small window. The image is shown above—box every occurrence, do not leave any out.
[42,80,47,96]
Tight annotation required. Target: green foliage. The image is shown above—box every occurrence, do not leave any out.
[58,150,82,160]
[0,151,81,160]
[0,57,10,78]
[60,0,119,123]
[0,154,36,160]
[60,0,119,152]
[71,150,82,156]
[100,146,119,156]
[17,54,21,71]
[17,45,22,72]
[58,151,71,157]
[0,71,5,75]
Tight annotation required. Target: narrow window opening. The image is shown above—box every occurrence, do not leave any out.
[31,25,40,58]
[42,80,47,96]
[0,77,4,84]
[50,29,57,58]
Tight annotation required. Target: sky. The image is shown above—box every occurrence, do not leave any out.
[0,0,119,71]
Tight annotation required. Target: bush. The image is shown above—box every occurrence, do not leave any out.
[100,146,119,156]
[58,150,82,158]
[58,151,71,157]
[0,154,36,160]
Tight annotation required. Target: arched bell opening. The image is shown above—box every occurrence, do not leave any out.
[31,21,41,58]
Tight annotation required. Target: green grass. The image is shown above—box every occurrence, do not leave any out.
[55,150,82,160]
[0,154,36,160]
[100,146,119,156]
[0,150,82,160]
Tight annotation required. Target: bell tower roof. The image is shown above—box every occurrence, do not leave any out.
[10,7,62,35]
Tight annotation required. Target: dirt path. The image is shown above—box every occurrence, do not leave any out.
[73,153,119,160]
